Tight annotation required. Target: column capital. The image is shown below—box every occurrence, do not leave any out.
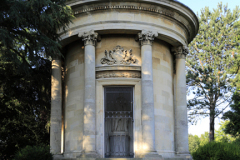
[79,30,98,46]
[138,30,157,46]
[171,45,189,59]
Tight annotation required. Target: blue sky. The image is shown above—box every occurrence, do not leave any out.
[178,0,240,136]
[179,0,240,15]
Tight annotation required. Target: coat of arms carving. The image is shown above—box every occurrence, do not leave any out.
[100,45,137,65]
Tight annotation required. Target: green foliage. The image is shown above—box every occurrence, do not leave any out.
[223,92,240,137]
[14,145,53,160]
[187,3,240,141]
[0,58,51,159]
[221,8,240,138]
[188,121,237,155]
[188,134,200,154]
[215,120,237,142]
[0,0,73,159]
[0,0,74,75]
[192,141,240,160]
[199,132,209,146]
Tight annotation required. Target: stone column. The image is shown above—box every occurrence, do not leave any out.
[138,31,161,158]
[79,30,99,157]
[50,56,62,155]
[172,46,190,155]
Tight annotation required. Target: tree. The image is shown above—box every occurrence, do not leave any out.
[188,121,237,156]
[0,0,73,159]
[186,3,240,141]
[222,92,240,137]
[0,58,51,159]
[0,0,73,74]
[215,120,236,142]
[222,23,240,138]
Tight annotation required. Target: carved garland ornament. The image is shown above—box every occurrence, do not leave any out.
[100,45,137,65]
[96,71,141,79]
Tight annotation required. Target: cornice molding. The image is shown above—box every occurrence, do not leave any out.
[74,5,174,18]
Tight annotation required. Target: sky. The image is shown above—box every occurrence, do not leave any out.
[179,0,240,15]
[178,0,240,136]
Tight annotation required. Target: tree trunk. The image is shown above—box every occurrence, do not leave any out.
[209,110,215,141]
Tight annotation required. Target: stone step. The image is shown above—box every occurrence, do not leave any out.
[54,158,143,160]
[53,158,192,160]
[97,159,142,160]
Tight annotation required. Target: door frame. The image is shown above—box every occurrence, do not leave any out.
[96,78,142,158]
[104,86,134,158]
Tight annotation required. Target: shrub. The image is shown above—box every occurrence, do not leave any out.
[14,145,53,160]
[192,141,240,160]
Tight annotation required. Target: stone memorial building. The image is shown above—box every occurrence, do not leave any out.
[50,0,199,159]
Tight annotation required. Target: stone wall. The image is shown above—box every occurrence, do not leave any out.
[64,40,85,157]
[152,40,175,157]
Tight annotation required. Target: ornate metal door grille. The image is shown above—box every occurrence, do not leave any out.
[104,87,134,158]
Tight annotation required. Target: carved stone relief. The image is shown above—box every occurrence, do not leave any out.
[100,45,137,65]
[96,70,141,79]
[121,49,136,64]
[101,50,117,65]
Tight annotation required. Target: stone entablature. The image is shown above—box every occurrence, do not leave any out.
[61,0,198,46]
[71,4,191,37]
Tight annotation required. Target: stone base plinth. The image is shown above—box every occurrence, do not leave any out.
[54,157,192,160]
[172,153,192,160]
[141,151,163,160]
